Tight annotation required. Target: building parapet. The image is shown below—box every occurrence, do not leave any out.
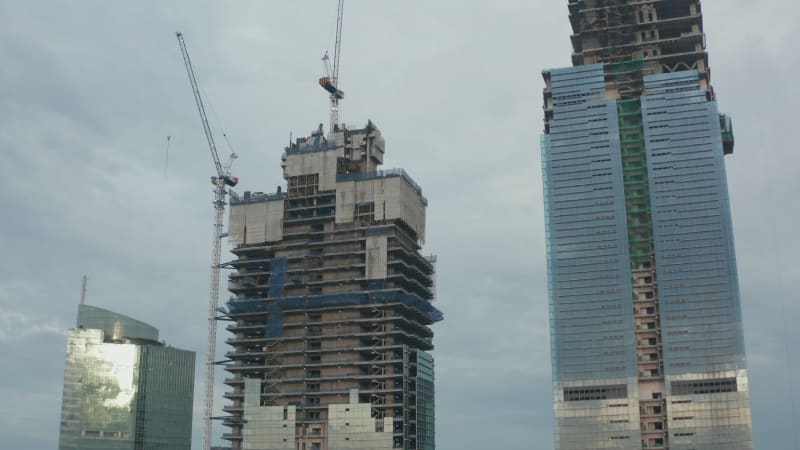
[336,168,428,206]
[229,189,287,206]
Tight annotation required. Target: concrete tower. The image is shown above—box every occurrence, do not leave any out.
[222,121,440,450]
[541,1,752,449]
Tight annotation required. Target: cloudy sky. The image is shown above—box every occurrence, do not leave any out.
[1,1,798,449]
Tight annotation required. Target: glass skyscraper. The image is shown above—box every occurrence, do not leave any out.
[58,304,195,450]
[541,1,753,449]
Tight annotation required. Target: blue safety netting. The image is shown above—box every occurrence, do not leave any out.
[227,289,443,323]
[266,302,284,338]
[268,257,288,298]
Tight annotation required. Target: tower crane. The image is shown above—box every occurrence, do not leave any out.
[176,31,238,450]
[319,0,345,134]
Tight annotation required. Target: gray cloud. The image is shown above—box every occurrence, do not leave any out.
[0,1,797,449]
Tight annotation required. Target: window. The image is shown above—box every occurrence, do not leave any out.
[672,378,738,395]
[287,173,320,198]
[564,384,627,401]
[355,202,375,225]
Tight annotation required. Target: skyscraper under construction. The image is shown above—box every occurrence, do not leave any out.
[541,1,753,449]
[221,122,440,450]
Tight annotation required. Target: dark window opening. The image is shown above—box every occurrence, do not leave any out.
[564,384,628,401]
[672,378,738,395]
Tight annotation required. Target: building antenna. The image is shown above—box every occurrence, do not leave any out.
[164,135,171,177]
[80,275,88,305]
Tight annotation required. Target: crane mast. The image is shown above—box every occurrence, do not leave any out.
[176,31,237,450]
[319,0,345,134]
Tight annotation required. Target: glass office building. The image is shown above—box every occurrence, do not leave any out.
[541,1,753,449]
[58,304,195,450]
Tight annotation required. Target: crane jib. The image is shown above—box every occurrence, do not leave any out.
[176,32,232,181]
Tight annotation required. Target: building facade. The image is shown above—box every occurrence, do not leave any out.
[58,304,195,450]
[541,1,752,449]
[222,121,440,450]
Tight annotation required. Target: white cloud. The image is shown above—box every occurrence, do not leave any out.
[0,308,66,341]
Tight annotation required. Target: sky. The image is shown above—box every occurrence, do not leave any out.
[0,1,798,449]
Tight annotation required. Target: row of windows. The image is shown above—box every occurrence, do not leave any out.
[671,378,738,395]
[647,138,713,151]
[564,384,628,401]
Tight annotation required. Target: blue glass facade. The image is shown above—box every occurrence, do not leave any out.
[543,63,642,450]
[415,351,435,450]
[642,72,752,449]
[542,65,753,449]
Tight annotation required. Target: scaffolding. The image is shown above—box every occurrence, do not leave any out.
[617,97,669,449]
[220,123,439,450]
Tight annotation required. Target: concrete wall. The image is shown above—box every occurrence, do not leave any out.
[283,148,343,191]
[242,379,295,450]
[335,177,426,243]
[365,235,388,280]
[229,199,285,246]
[327,391,393,450]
